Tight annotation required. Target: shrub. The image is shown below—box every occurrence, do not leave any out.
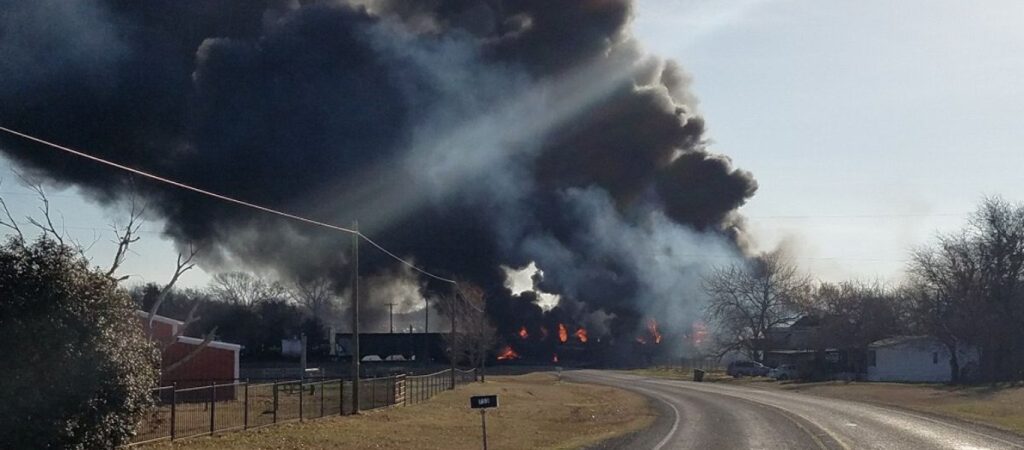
[0,237,158,448]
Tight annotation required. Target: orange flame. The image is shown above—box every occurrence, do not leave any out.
[553,353,559,363]
[518,326,529,339]
[496,345,520,361]
[558,323,568,343]
[575,327,588,343]
[692,321,708,346]
[647,319,662,344]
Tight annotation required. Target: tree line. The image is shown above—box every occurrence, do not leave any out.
[703,197,1024,383]
[130,272,341,360]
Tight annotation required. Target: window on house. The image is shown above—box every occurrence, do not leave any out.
[932,352,938,364]
[868,350,876,367]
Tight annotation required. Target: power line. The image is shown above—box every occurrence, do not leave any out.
[0,125,456,284]
[747,213,968,220]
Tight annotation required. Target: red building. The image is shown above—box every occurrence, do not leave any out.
[136,310,241,388]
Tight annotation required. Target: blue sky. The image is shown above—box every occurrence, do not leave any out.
[633,0,1024,281]
[2,0,1022,287]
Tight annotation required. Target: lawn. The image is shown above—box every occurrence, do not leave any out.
[146,373,654,450]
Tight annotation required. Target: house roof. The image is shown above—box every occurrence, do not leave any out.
[177,335,242,352]
[791,315,822,328]
[135,309,184,327]
[136,309,242,351]
[869,335,941,349]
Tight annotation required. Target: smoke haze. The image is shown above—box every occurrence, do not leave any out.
[0,0,757,341]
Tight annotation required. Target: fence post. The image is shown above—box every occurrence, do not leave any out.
[273,382,278,424]
[209,382,216,436]
[339,378,344,416]
[244,380,249,430]
[371,378,377,409]
[170,383,177,441]
[320,378,325,418]
[299,381,304,422]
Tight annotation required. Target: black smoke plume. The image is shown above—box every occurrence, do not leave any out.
[0,0,757,346]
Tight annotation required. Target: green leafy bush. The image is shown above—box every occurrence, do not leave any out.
[0,237,158,448]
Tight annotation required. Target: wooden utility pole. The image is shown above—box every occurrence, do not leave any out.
[388,303,395,333]
[300,333,307,380]
[350,221,360,413]
[450,283,457,389]
[423,297,429,365]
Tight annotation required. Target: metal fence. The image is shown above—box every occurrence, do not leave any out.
[403,368,475,406]
[678,357,723,372]
[130,369,476,446]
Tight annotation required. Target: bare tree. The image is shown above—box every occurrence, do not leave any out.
[809,281,910,348]
[0,179,218,377]
[907,196,1024,382]
[105,194,145,281]
[1,176,101,256]
[443,282,497,381]
[0,180,22,241]
[703,250,811,362]
[209,271,287,307]
[22,177,66,247]
[292,276,337,319]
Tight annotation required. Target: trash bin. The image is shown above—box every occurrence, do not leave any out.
[693,369,705,382]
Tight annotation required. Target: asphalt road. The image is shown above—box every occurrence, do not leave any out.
[566,370,1024,450]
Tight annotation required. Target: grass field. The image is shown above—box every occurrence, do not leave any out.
[147,373,654,449]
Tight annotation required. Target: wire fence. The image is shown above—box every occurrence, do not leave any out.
[404,368,475,406]
[129,369,476,446]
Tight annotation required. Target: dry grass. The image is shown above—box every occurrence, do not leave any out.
[146,373,654,450]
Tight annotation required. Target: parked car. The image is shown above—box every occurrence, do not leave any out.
[768,364,800,380]
[727,360,769,377]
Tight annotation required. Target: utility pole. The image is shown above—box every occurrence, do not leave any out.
[300,333,307,381]
[423,297,429,365]
[388,303,395,334]
[350,221,360,414]
[450,283,457,389]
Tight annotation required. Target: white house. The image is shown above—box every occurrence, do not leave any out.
[866,336,977,382]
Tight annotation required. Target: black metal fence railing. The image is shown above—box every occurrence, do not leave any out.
[402,368,475,406]
[130,369,477,446]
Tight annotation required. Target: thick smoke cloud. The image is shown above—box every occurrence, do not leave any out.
[0,0,757,340]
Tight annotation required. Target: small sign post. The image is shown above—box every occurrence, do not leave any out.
[470,395,498,450]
